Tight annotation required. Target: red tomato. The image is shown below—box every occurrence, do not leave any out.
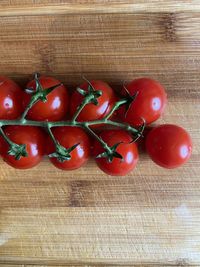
[23,76,69,121]
[118,78,167,126]
[70,80,116,122]
[93,130,138,176]
[0,76,24,119]
[146,124,192,169]
[0,126,45,169]
[47,127,90,170]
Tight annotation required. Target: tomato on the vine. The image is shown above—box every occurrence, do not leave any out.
[118,78,167,126]
[70,80,116,122]
[0,126,46,169]
[0,76,24,119]
[23,76,69,121]
[145,124,192,169]
[47,127,90,170]
[93,129,138,176]
[0,72,193,175]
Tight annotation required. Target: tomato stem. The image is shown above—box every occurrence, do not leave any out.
[84,125,111,153]
[104,98,128,120]
[46,124,58,147]
[71,97,91,123]
[21,98,36,120]
[46,124,79,162]
[0,127,13,146]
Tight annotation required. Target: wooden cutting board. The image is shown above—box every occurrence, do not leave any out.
[0,1,200,266]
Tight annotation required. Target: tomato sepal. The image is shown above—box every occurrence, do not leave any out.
[25,74,62,104]
[129,118,146,143]
[123,86,139,118]
[76,85,102,106]
[48,142,80,163]
[22,73,64,120]
[7,143,28,160]
[96,142,124,163]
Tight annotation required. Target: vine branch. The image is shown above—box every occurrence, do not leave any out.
[0,74,144,162]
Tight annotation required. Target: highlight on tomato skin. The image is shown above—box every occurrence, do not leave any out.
[118,78,167,127]
[93,129,139,176]
[0,76,24,120]
[70,80,117,122]
[0,126,46,169]
[145,124,192,169]
[46,127,91,170]
[23,76,69,121]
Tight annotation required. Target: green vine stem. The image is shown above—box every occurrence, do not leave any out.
[0,74,144,162]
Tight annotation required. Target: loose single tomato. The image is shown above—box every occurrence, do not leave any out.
[70,80,116,122]
[118,78,167,126]
[23,76,69,121]
[0,76,24,119]
[145,124,192,169]
[0,126,46,169]
[47,127,90,170]
[93,130,138,176]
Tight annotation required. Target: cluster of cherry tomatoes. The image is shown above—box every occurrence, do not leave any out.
[0,75,192,175]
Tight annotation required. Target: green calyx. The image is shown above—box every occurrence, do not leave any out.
[48,143,80,163]
[96,142,124,163]
[26,83,62,103]
[121,83,139,118]
[8,143,28,160]
[129,119,146,143]
[77,85,102,106]
[25,73,62,103]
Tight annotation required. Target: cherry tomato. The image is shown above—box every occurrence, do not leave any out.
[146,124,192,169]
[47,127,90,170]
[70,80,116,122]
[118,78,167,126]
[93,130,138,176]
[0,126,46,169]
[23,76,69,121]
[0,76,24,119]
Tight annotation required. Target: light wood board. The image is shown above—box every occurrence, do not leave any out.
[0,1,200,266]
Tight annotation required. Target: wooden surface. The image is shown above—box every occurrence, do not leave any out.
[0,1,200,266]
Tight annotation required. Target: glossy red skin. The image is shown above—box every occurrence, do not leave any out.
[70,80,116,122]
[93,130,139,176]
[23,76,69,121]
[146,124,192,169]
[119,78,167,126]
[47,127,90,170]
[0,76,24,119]
[0,126,46,169]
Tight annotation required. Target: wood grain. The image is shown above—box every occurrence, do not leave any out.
[0,12,200,87]
[1,208,200,266]
[0,1,200,17]
[0,1,200,266]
